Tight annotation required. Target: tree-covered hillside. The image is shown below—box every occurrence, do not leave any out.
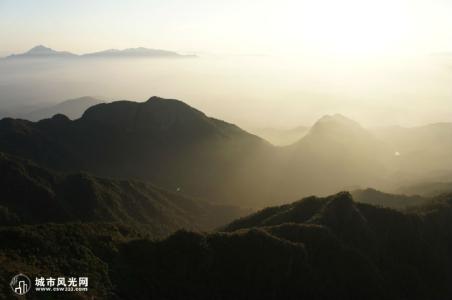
[0,152,242,236]
[0,97,274,206]
[1,191,451,299]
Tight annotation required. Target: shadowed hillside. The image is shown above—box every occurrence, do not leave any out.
[218,192,452,300]
[0,223,141,299]
[2,1,452,299]
[1,97,451,207]
[0,152,242,236]
[0,96,276,206]
[1,191,451,299]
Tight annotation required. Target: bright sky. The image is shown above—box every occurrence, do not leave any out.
[1,0,452,57]
[1,0,452,129]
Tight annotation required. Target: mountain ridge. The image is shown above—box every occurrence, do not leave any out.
[3,45,196,59]
[6,45,77,59]
[1,96,451,206]
[23,96,103,121]
[0,96,273,205]
[0,151,243,236]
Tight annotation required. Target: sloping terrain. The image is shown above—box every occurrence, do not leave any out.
[1,191,451,299]
[23,96,103,121]
[0,152,242,236]
[1,97,451,207]
[0,97,273,206]
[351,188,430,209]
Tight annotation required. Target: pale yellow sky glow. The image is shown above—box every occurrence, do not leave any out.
[1,0,452,57]
[283,0,451,56]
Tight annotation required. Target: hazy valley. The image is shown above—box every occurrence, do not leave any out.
[1,86,452,298]
[2,2,452,295]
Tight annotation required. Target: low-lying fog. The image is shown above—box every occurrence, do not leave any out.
[1,54,452,130]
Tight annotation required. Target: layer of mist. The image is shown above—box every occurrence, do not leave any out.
[1,54,452,129]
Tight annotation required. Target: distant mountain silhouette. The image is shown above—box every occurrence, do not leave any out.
[23,96,103,121]
[0,151,242,236]
[82,47,196,58]
[374,122,452,182]
[351,188,430,209]
[296,114,380,148]
[275,114,392,200]
[3,45,195,59]
[397,181,452,197]
[251,125,309,146]
[5,45,77,59]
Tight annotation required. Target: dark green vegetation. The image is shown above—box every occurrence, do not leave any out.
[0,223,141,299]
[4,97,449,207]
[1,192,451,299]
[219,192,452,300]
[0,151,240,298]
[1,96,452,299]
[0,152,242,236]
[0,97,275,206]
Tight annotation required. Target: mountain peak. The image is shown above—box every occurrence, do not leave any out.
[308,114,364,137]
[4,46,195,59]
[147,96,165,102]
[315,114,360,127]
[81,97,211,132]
[28,45,54,53]
[324,191,355,209]
[82,47,193,58]
[6,45,76,59]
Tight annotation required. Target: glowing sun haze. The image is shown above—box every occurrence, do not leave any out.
[1,0,451,57]
[1,0,452,129]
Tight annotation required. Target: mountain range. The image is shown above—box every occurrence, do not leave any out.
[5,45,77,59]
[1,95,452,299]
[0,151,243,236]
[0,96,104,121]
[1,190,451,299]
[373,123,452,181]
[1,96,452,206]
[0,96,274,206]
[351,188,430,209]
[3,45,196,59]
[22,96,103,121]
